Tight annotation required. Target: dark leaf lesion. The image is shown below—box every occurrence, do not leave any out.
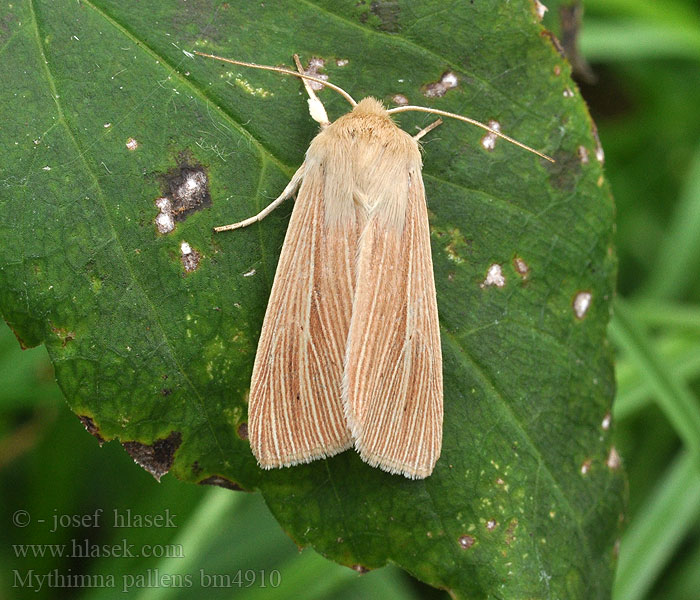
[122,431,182,481]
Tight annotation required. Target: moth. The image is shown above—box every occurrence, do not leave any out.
[196,52,553,479]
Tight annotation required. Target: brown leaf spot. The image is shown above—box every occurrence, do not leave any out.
[199,475,244,491]
[6,323,31,349]
[50,324,75,347]
[237,423,249,440]
[540,30,565,58]
[504,518,518,546]
[78,416,105,445]
[422,71,459,98]
[122,431,182,481]
[351,564,370,574]
[180,241,201,273]
[512,256,530,280]
[157,157,211,225]
[368,0,401,32]
[300,57,328,92]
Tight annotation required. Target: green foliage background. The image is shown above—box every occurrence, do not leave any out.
[1,0,699,598]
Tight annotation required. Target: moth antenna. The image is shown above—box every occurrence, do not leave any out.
[387,105,555,162]
[194,52,358,108]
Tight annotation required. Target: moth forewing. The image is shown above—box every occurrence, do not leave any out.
[342,114,443,478]
[248,155,358,468]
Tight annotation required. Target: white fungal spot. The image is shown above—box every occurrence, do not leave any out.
[160,165,210,221]
[580,459,592,475]
[480,120,501,152]
[392,94,409,106]
[103,122,111,128]
[534,0,548,20]
[441,71,458,89]
[578,145,589,164]
[486,519,498,531]
[155,196,176,234]
[592,125,605,163]
[595,145,605,163]
[42,166,51,171]
[156,212,175,234]
[563,88,574,98]
[183,174,200,192]
[126,137,139,150]
[513,256,530,279]
[303,57,329,91]
[335,58,349,67]
[242,268,257,277]
[155,197,172,212]
[601,412,611,430]
[182,50,195,59]
[481,263,505,288]
[607,447,621,470]
[573,291,592,319]
[180,241,200,272]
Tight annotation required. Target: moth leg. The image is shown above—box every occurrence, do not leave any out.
[413,118,443,141]
[214,164,305,232]
[293,54,330,129]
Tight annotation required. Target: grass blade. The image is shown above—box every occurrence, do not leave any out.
[609,300,700,455]
[614,451,700,600]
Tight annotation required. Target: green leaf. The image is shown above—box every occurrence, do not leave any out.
[0,0,623,597]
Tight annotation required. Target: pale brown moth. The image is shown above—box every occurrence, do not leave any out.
[196,52,553,479]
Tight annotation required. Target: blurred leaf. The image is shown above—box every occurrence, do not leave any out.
[613,451,700,600]
[0,0,623,597]
[629,300,700,330]
[610,300,700,455]
[615,333,700,420]
[585,0,700,28]
[655,533,700,600]
[135,488,243,600]
[643,143,700,299]
[581,20,700,62]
